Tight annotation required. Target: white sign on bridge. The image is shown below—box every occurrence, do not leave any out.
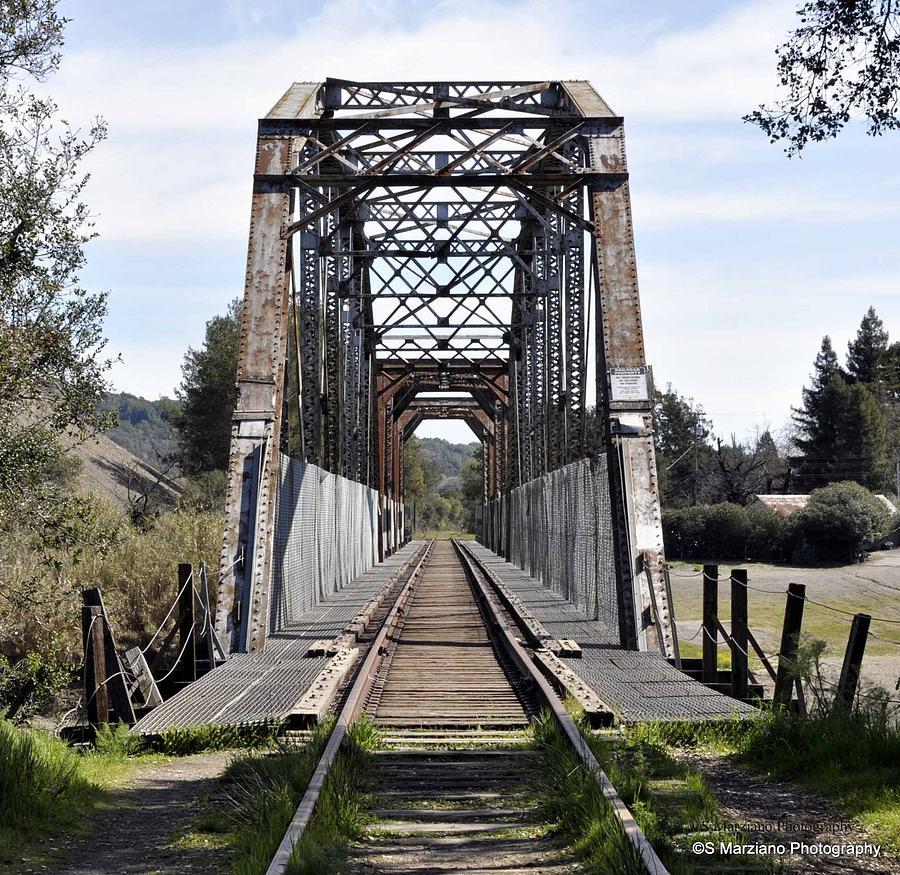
[609,367,649,402]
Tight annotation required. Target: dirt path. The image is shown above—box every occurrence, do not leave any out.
[677,751,899,874]
[40,752,233,875]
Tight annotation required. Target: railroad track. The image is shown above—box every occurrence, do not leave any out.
[266,540,668,875]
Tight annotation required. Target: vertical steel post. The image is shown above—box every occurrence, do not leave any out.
[586,114,671,654]
[215,83,319,655]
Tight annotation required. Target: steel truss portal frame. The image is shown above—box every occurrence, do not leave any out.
[215,78,673,659]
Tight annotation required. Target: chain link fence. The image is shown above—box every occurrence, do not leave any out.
[270,453,380,632]
[483,455,617,625]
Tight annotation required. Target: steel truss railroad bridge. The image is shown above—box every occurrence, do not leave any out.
[212,78,673,662]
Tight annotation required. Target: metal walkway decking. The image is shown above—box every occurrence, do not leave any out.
[462,542,755,723]
[134,542,425,734]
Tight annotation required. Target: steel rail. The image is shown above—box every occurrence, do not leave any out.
[264,540,433,875]
[454,539,671,875]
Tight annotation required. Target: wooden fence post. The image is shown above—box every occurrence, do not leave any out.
[773,582,805,707]
[82,605,109,726]
[730,569,749,700]
[177,563,197,683]
[702,564,718,684]
[82,588,136,724]
[836,613,870,708]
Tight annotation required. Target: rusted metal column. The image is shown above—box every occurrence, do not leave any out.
[582,100,672,655]
[563,182,585,462]
[215,83,320,656]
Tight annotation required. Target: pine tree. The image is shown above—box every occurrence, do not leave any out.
[846,307,889,385]
[793,336,840,447]
[794,341,890,490]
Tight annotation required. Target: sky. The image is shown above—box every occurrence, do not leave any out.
[54,0,900,444]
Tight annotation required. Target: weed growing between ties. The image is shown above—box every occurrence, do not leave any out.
[223,717,380,875]
[531,711,646,875]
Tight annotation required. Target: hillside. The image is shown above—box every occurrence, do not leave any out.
[100,392,179,465]
[71,431,181,511]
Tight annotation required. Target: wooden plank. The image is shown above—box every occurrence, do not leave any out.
[774,582,805,707]
[837,613,870,707]
[124,647,163,709]
[730,570,749,700]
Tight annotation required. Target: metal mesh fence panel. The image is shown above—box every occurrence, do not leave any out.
[271,453,380,632]
[501,455,618,629]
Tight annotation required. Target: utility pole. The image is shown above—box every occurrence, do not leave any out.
[692,402,699,507]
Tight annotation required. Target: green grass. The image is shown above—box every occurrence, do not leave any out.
[0,717,283,871]
[180,717,380,875]
[633,702,900,855]
[284,723,376,875]
[0,719,167,869]
[0,719,94,864]
[535,705,781,874]
[531,711,647,875]
[150,722,279,756]
[667,561,900,658]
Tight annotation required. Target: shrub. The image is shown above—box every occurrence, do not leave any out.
[0,644,73,721]
[796,481,891,561]
[662,503,794,562]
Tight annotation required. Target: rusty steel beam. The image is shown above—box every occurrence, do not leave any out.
[584,93,672,656]
[216,83,320,655]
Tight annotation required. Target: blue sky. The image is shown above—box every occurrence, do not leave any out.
[56,0,900,444]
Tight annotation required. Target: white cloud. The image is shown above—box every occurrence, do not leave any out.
[638,258,900,440]
[41,0,900,408]
[633,187,900,232]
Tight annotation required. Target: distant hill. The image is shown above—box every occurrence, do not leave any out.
[416,437,479,491]
[101,392,179,465]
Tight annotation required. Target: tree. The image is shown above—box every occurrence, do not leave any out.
[652,385,716,507]
[846,306,889,385]
[797,481,891,561]
[794,369,890,489]
[173,299,241,473]
[0,2,114,714]
[755,429,789,494]
[714,436,769,505]
[0,1,110,530]
[747,1,900,153]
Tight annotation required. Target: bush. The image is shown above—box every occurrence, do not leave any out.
[796,481,891,561]
[662,503,795,562]
[0,645,73,721]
